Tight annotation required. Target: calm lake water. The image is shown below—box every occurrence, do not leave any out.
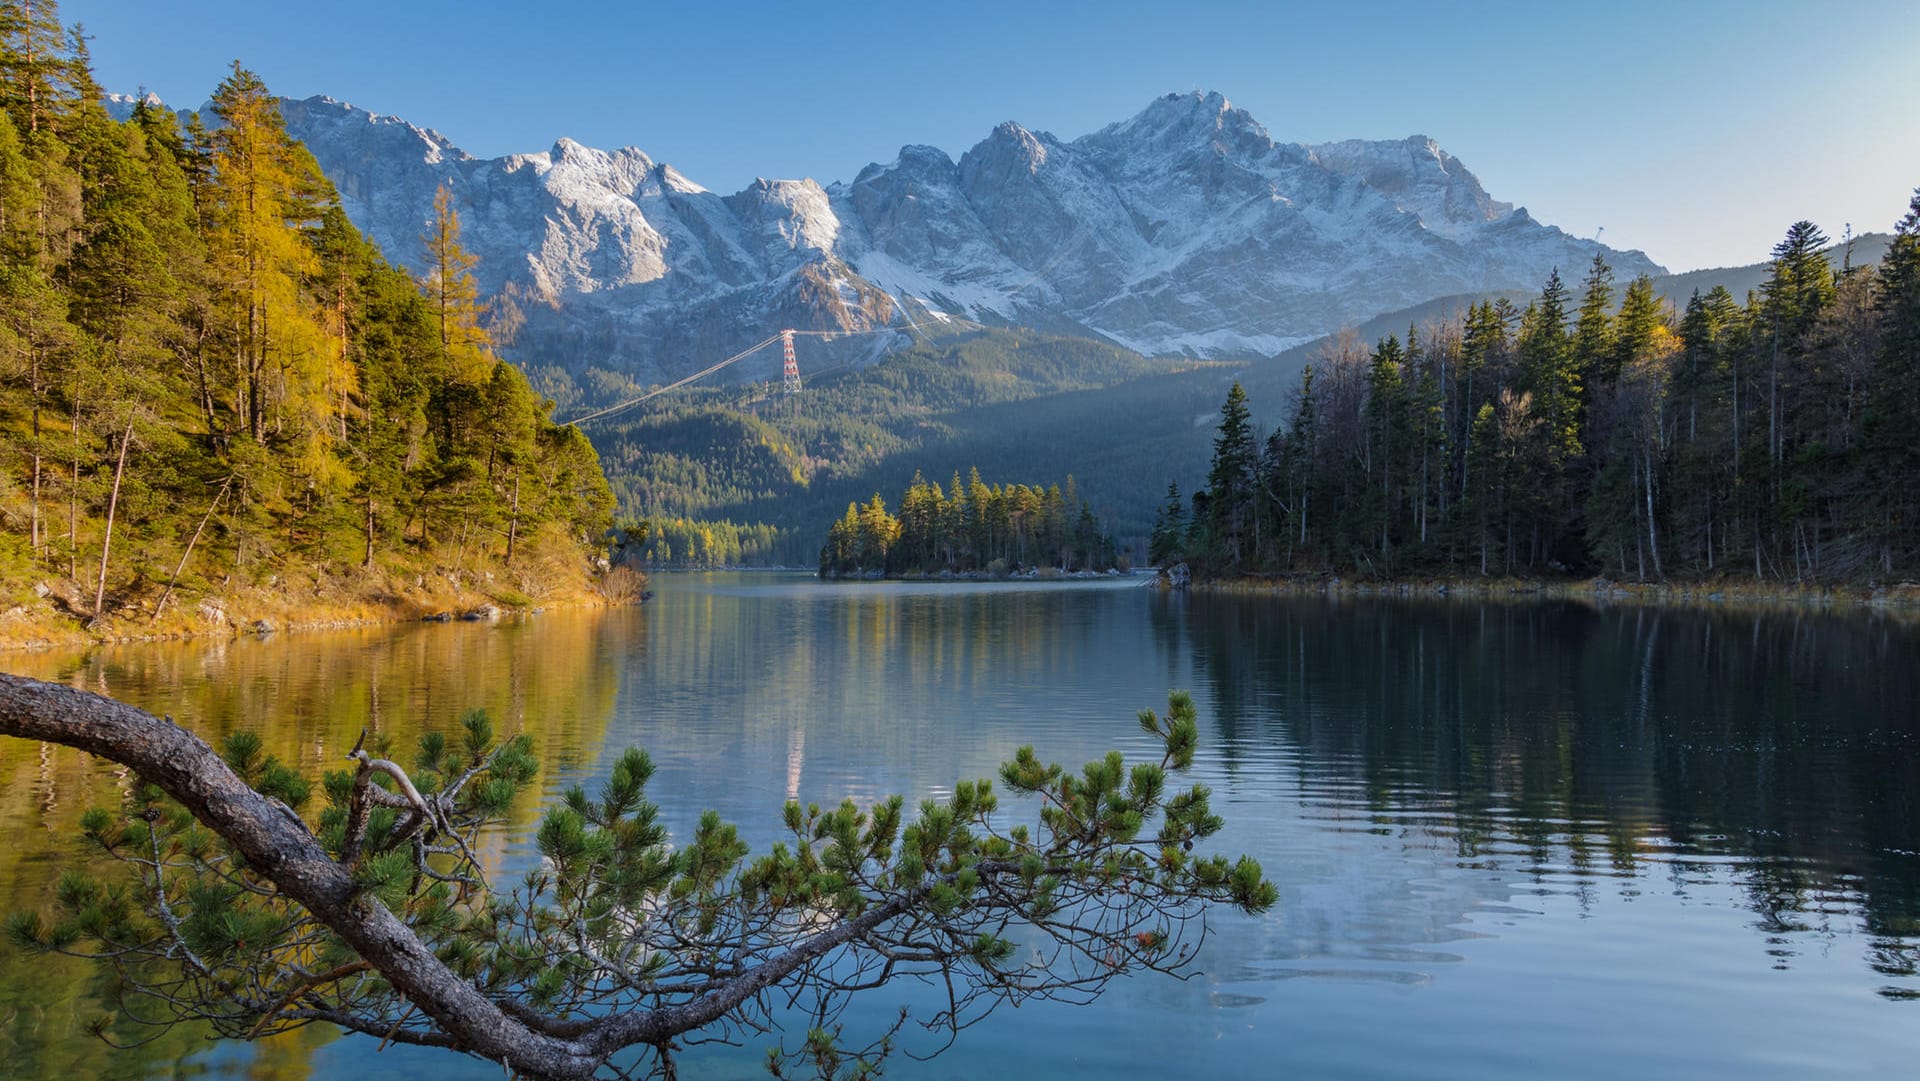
[2,572,1918,1079]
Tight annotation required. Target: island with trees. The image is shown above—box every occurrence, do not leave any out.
[818,469,1127,578]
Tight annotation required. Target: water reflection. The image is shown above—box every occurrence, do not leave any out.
[1169,593,1920,999]
[0,611,631,1079]
[1,578,1916,1080]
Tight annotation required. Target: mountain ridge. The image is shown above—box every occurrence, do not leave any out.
[107,89,1663,387]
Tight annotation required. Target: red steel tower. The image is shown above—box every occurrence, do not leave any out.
[781,329,802,395]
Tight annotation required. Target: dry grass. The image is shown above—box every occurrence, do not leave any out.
[0,530,639,653]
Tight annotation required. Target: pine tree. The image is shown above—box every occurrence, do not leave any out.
[1408,357,1445,550]
[1571,254,1616,401]
[0,108,72,557]
[0,0,78,135]
[1464,401,1501,574]
[1762,221,1836,346]
[0,25,623,626]
[1861,190,1920,570]
[1148,481,1184,566]
[1281,364,1319,555]
[1519,270,1579,463]
[1,678,1273,1081]
[1514,270,1579,566]
[1204,382,1257,570]
[1364,336,1407,566]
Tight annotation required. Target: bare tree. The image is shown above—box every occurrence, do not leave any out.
[0,675,1274,1081]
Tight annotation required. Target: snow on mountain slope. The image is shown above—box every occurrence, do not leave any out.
[1307,134,1513,241]
[111,90,1662,382]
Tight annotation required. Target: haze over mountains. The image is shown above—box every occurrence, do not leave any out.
[114,90,1661,387]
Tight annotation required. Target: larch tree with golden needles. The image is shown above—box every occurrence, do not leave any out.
[205,62,354,530]
[423,181,491,386]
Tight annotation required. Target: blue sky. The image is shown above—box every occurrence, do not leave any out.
[67,0,1920,272]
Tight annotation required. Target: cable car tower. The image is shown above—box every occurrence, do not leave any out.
[781,329,802,395]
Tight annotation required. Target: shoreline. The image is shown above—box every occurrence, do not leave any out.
[816,567,1139,583]
[0,567,642,654]
[1176,572,1920,615]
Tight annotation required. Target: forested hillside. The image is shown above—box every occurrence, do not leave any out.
[0,7,615,641]
[590,329,1233,565]
[1160,202,1920,584]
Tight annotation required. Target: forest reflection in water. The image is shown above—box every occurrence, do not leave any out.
[0,577,1916,1079]
[0,611,635,1080]
[1161,592,1920,998]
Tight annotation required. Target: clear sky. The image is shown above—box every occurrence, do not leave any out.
[65,0,1920,272]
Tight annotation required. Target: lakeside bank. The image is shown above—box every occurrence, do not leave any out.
[0,563,645,653]
[1174,570,1920,615]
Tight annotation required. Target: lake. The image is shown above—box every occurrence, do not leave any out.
[2,572,1917,1079]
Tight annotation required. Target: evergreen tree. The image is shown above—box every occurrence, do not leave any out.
[1571,254,1616,401]
[1149,481,1184,566]
[1762,221,1836,346]
[1363,336,1407,566]
[1862,190,1920,570]
[1203,382,1258,571]
[0,0,78,135]
[1519,268,1578,458]
[1279,363,1318,556]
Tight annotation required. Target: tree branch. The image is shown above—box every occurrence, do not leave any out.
[0,674,602,1081]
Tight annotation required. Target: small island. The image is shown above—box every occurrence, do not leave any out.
[818,469,1126,578]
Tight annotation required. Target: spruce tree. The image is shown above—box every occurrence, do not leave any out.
[1572,253,1616,400]
[1204,381,1257,570]
[1284,364,1320,555]
[1862,190,1920,569]
[1149,481,1184,566]
[1364,336,1407,565]
[1519,270,1578,463]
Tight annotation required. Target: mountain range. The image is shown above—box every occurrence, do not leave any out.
[112,90,1662,389]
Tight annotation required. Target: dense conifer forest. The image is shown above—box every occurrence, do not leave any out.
[816,469,1125,577]
[1158,201,1920,584]
[0,6,615,637]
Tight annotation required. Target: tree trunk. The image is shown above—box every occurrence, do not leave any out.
[1643,443,1662,580]
[68,399,80,580]
[93,421,136,619]
[1768,333,1780,498]
[506,473,521,563]
[29,404,42,552]
[152,478,231,625]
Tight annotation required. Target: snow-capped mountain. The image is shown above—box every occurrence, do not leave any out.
[114,90,1661,382]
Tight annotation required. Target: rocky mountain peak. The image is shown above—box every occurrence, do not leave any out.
[1307,134,1514,240]
[109,89,1666,379]
[1099,90,1266,148]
